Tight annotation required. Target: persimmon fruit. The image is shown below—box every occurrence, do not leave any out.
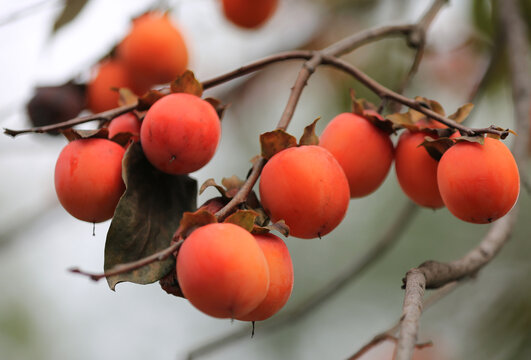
[237,233,293,321]
[54,138,125,223]
[395,131,446,209]
[118,12,188,88]
[319,112,394,198]
[86,60,144,114]
[221,0,278,29]
[437,137,519,224]
[140,93,221,174]
[259,145,350,239]
[176,223,270,319]
[107,112,141,143]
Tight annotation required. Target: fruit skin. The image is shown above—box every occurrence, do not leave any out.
[54,138,125,223]
[87,60,143,114]
[107,112,141,142]
[259,145,350,239]
[176,223,270,319]
[221,0,278,29]
[319,112,394,198]
[395,131,445,209]
[437,137,519,224]
[118,12,188,88]
[237,233,293,321]
[140,93,221,174]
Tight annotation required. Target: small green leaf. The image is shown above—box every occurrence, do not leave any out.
[260,130,297,160]
[170,70,203,96]
[52,0,89,33]
[104,143,197,290]
[299,118,320,146]
[224,210,259,232]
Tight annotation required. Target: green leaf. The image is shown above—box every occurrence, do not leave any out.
[104,143,197,290]
[52,0,89,33]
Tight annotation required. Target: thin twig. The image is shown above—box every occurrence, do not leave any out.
[186,202,419,359]
[320,56,509,138]
[349,281,458,360]
[395,0,530,357]
[70,239,183,281]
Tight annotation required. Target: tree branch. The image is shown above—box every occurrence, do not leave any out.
[395,0,530,358]
[320,56,509,138]
[349,281,458,360]
[70,239,183,281]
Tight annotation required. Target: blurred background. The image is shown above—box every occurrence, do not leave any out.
[0,0,530,359]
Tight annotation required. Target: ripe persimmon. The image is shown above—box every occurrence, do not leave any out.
[437,137,519,223]
[221,0,278,29]
[54,138,125,223]
[395,130,448,209]
[107,112,141,143]
[259,145,350,239]
[237,233,293,321]
[140,93,221,174]
[118,12,188,88]
[86,60,145,114]
[319,112,394,198]
[177,223,270,318]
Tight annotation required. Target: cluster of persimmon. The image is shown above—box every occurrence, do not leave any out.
[86,2,278,114]
[258,100,519,245]
[54,91,221,223]
[87,12,189,113]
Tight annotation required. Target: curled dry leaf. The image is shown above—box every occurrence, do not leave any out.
[170,70,203,97]
[199,175,245,198]
[299,118,320,146]
[118,88,138,107]
[204,97,228,120]
[252,220,290,237]
[454,135,485,145]
[415,96,445,116]
[419,136,456,161]
[260,130,297,160]
[176,209,217,239]
[61,128,109,142]
[448,103,474,124]
[137,90,166,111]
[223,209,259,233]
[159,269,184,298]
